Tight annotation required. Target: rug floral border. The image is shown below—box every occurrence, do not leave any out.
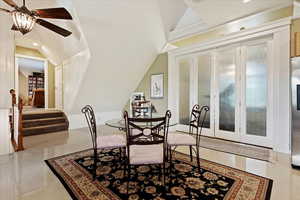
[45,149,273,200]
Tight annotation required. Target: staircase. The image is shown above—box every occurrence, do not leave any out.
[22,111,69,137]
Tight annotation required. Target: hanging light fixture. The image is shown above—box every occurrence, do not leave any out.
[11,10,36,35]
[0,0,73,37]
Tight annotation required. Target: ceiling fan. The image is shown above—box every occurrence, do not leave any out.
[0,0,73,37]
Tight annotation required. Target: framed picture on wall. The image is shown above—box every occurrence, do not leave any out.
[150,73,164,99]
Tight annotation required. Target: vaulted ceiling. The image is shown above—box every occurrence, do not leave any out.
[1,0,292,64]
[0,0,294,115]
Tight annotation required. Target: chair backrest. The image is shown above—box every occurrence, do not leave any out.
[189,105,209,144]
[123,110,171,148]
[81,105,97,149]
[131,101,152,118]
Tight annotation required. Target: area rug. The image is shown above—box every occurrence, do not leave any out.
[45,149,273,200]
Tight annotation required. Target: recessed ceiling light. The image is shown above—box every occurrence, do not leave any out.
[33,42,39,46]
[243,0,252,3]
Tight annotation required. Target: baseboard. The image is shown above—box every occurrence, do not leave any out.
[66,111,122,130]
[0,109,14,155]
[273,145,291,155]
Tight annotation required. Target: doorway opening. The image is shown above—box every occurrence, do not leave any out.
[14,45,63,113]
[15,54,51,112]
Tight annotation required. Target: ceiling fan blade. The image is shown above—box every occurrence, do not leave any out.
[0,7,10,12]
[34,8,72,20]
[36,19,72,37]
[2,0,17,8]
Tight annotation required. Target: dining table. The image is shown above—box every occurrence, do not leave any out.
[105,114,177,132]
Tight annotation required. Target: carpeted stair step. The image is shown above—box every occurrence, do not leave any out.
[23,123,68,136]
[22,112,64,120]
[23,117,66,128]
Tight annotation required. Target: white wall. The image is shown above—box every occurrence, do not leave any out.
[273,26,291,153]
[0,0,188,154]
[0,15,15,109]
[68,111,121,130]
[0,13,15,155]
[66,0,167,117]
[62,49,90,113]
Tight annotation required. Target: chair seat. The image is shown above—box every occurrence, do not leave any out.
[168,133,196,146]
[129,144,164,165]
[97,135,126,149]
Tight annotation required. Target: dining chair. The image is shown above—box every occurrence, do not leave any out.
[81,105,126,181]
[123,110,171,193]
[167,105,209,172]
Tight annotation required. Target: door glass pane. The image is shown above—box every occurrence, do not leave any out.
[179,58,191,125]
[217,48,236,132]
[198,54,211,128]
[246,44,267,136]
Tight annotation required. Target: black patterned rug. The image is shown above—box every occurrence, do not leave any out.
[45,148,273,200]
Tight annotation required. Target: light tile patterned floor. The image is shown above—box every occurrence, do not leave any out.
[0,126,299,200]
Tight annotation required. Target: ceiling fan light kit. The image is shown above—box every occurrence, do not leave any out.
[12,10,36,34]
[0,0,73,37]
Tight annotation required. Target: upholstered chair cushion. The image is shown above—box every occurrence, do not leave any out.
[168,133,196,146]
[97,135,126,149]
[129,144,164,165]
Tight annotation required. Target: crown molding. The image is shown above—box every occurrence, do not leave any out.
[168,17,292,56]
[168,2,293,43]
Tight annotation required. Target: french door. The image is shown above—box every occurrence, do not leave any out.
[240,41,273,147]
[176,38,273,147]
[214,45,240,141]
[177,53,213,137]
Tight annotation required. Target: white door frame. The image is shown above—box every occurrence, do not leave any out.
[239,39,274,147]
[168,18,291,149]
[55,65,63,110]
[175,55,194,133]
[15,54,49,109]
[194,51,215,137]
[175,51,215,137]
[213,45,242,142]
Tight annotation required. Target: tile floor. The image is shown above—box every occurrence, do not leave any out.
[0,126,300,200]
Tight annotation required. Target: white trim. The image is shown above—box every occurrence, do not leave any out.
[213,45,241,142]
[169,17,291,56]
[67,111,122,130]
[44,61,49,109]
[168,19,291,153]
[169,3,292,42]
[239,40,274,148]
[14,56,19,105]
[15,54,47,62]
[169,21,208,43]
[15,54,49,109]
[0,109,13,155]
[272,26,291,153]
[55,65,64,110]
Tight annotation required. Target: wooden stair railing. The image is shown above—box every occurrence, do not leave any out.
[9,89,16,141]
[9,89,24,151]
